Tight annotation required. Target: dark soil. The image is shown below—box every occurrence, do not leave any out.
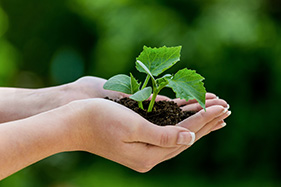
[106,97,194,126]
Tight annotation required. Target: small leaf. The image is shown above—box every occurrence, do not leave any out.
[130,73,140,93]
[136,60,155,80]
[103,74,132,94]
[166,68,206,110]
[156,74,172,87]
[129,87,152,102]
[136,46,181,76]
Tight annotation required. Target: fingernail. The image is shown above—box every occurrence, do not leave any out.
[221,122,227,127]
[226,104,230,110]
[226,111,232,116]
[223,108,228,113]
[177,132,196,146]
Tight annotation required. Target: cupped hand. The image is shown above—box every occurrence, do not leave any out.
[65,98,195,172]
[63,94,231,172]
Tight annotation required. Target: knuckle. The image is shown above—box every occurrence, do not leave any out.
[198,109,206,119]
[159,132,170,146]
[196,104,203,111]
[217,105,226,113]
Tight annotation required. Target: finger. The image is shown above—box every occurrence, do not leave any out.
[159,109,231,163]
[155,95,171,101]
[177,105,227,132]
[181,99,229,112]
[195,110,231,141]
[173,92,217,106]
[147,94,171,101]
[135,123,195,148]
[211,120,227,131]
[210,110,231,131]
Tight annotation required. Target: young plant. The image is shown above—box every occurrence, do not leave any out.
[103,46,207,112]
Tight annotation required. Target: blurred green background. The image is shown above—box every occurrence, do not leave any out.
[1,0,281,186]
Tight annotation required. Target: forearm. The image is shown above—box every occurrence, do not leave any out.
[0,77,113,123]
[0,105,75,180]
[0,84,77,123]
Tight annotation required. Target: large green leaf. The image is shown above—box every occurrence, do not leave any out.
[103,74,132,94]
[167,68,206,110]
[136,46,182,76]
[129,87,152,102]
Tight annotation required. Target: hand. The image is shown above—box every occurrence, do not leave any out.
[71,76,127,100]
[65,98,195,172]
[64,97,230,172]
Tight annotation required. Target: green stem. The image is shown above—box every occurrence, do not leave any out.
[147,90,158,112]
[138,102,144,110]
[147,75,160,112]
[147,82,168,112]
[137,75,150,110]
[141,75,150,90]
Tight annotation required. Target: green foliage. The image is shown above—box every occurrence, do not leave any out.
[129,87,152,102]
[136,46,182,76]
[166,68,206,109]
[129,73,140,94]
[104,74,134,94]
[104,46,206,112]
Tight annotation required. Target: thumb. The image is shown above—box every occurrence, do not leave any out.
[136,123,195,148]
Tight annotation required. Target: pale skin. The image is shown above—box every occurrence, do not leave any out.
[0,76,231,180]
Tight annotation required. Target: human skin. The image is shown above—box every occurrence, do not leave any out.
[0,98,230,180]
[0,76,231,180]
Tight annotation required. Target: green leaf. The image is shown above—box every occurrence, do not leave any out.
[103,74,132,94]
[130,73,140,93]
[136,46,182,76]
[129,87,152,102]
[136,60,155,81]
[166,68,206,110]
[156,74,172,87]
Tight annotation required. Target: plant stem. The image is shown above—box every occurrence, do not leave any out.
[138,102,144,110]
[137,75,150,111]
[147,90,158,112]
[147,82,168,112]
[141,75,150,90]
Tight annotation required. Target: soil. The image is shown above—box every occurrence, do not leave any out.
[105,97,194,126]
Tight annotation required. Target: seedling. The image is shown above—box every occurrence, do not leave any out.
[103,46,206,112]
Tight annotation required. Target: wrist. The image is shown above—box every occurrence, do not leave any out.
[34,102,87,153]
[55,100,97,152]
[36,83,82,110]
